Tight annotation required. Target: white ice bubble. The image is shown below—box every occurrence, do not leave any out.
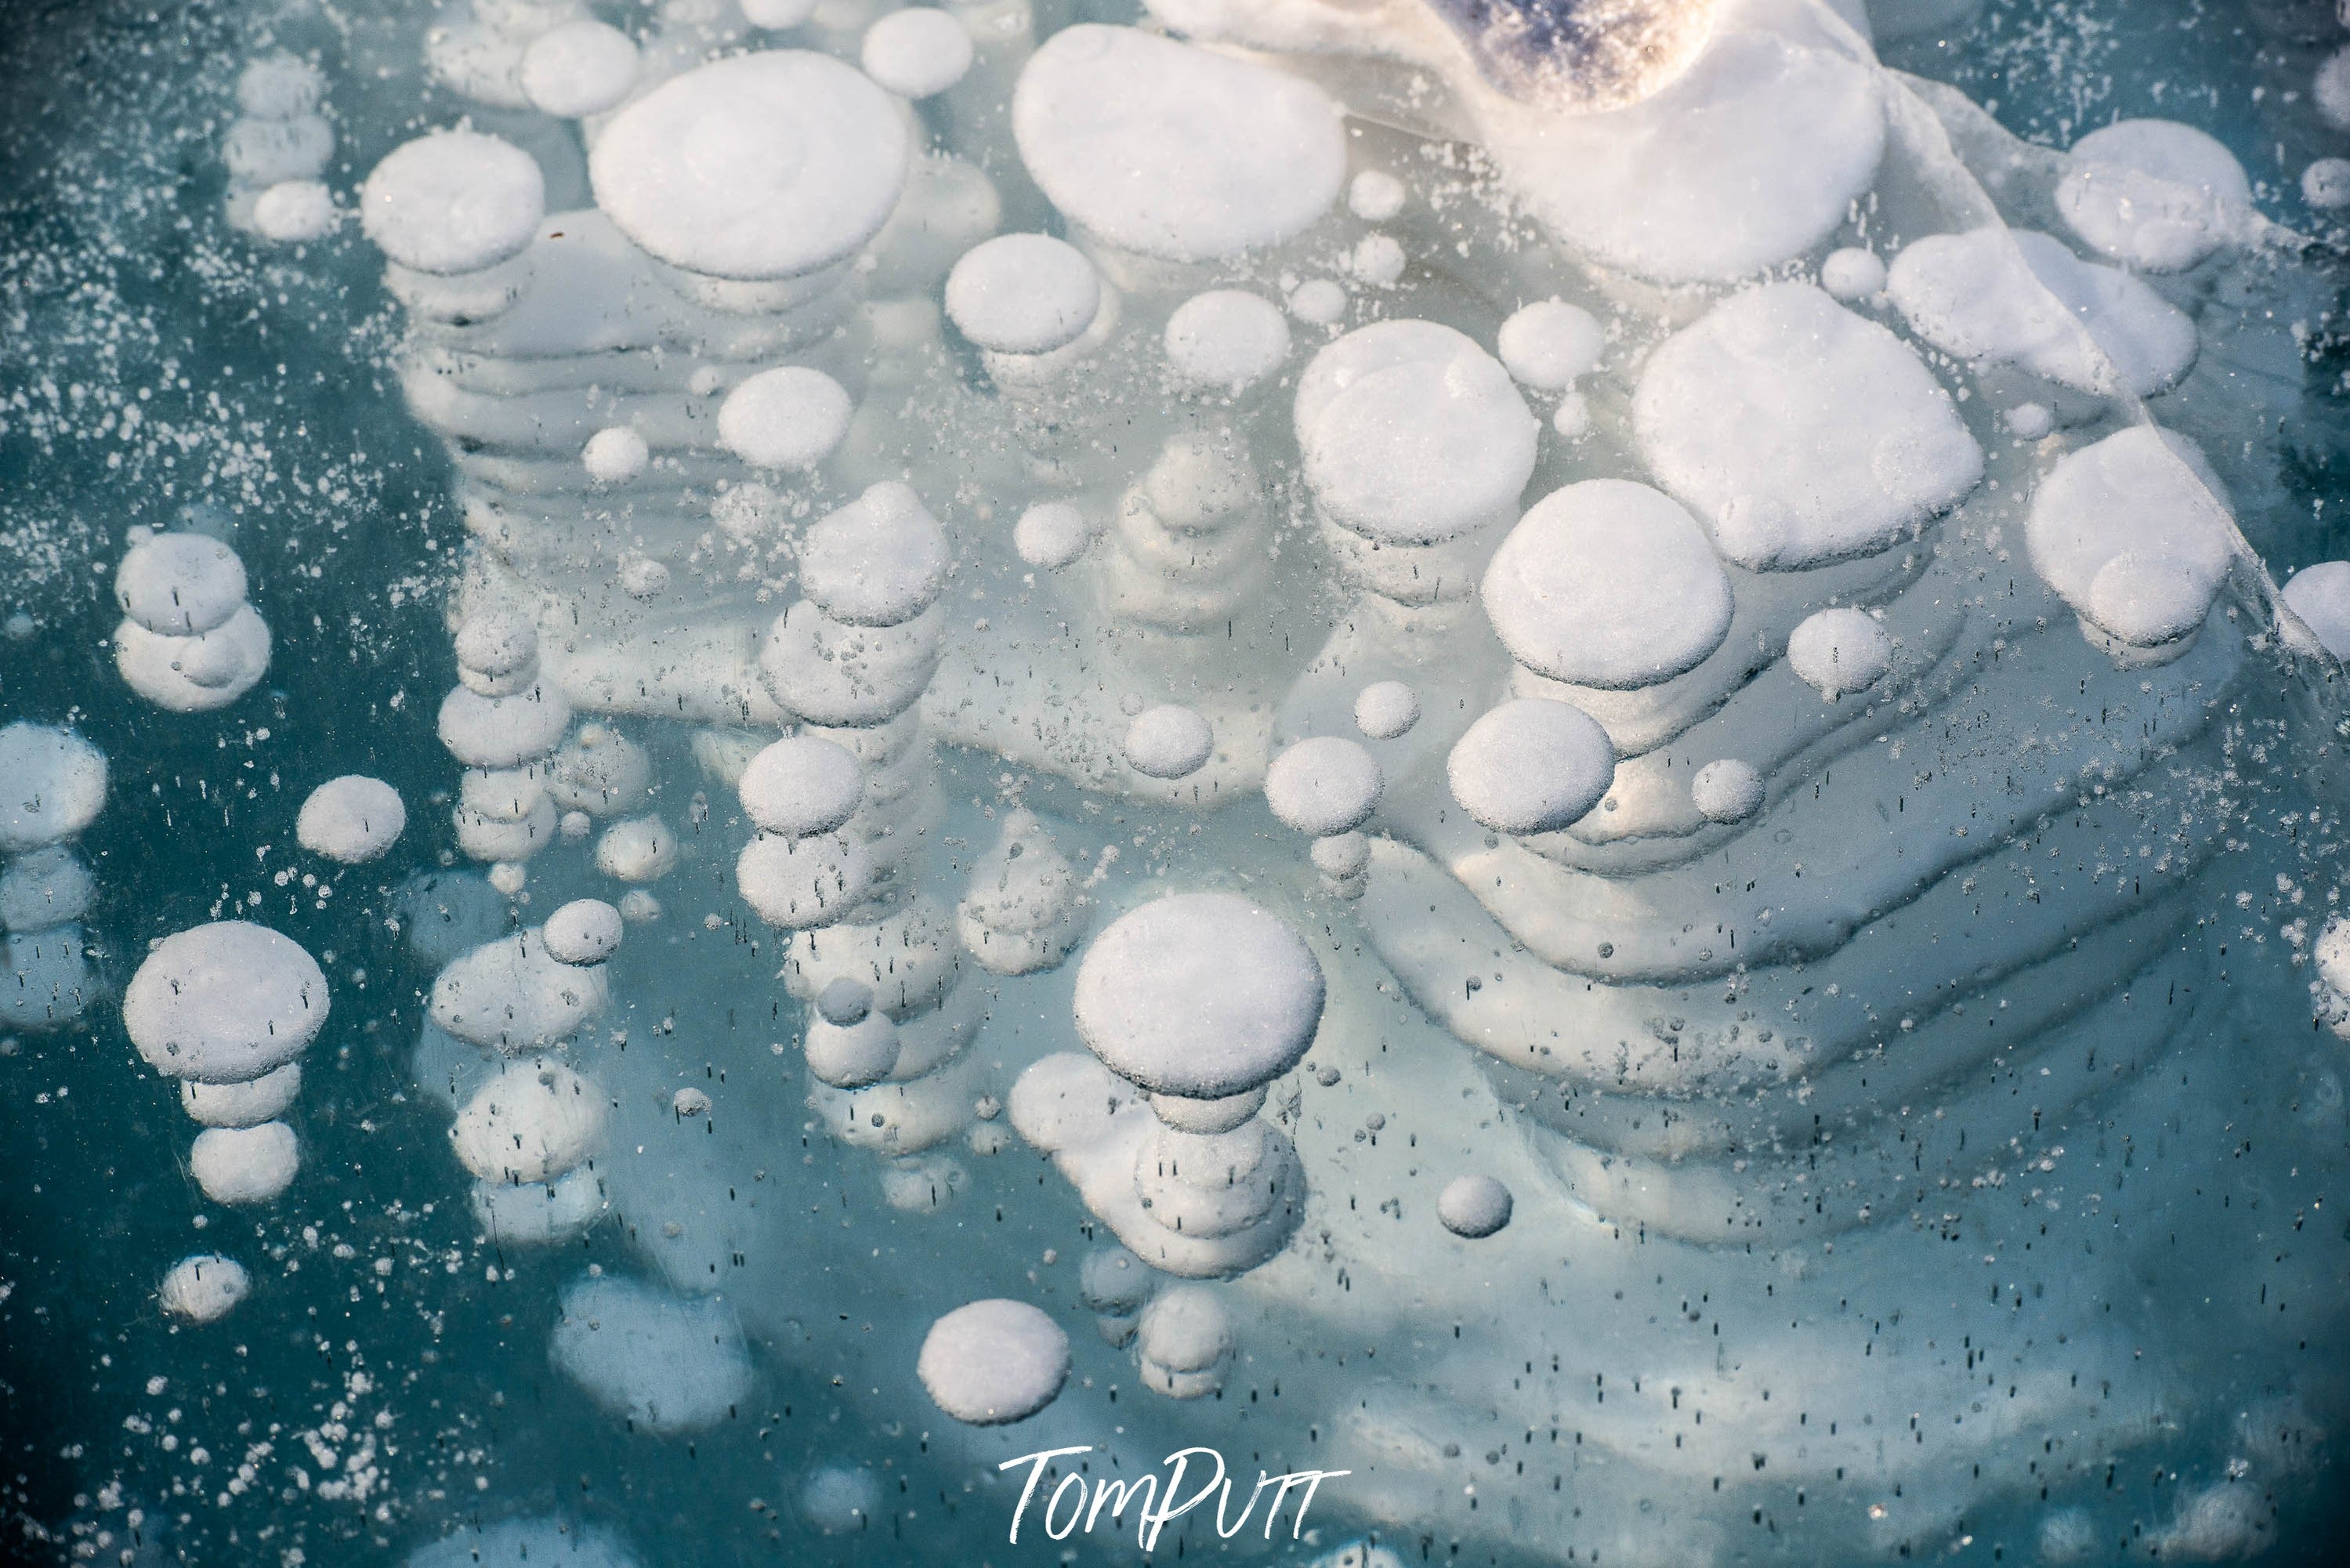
[125,922,328,1083]
[360,130,545,275]
[1819,246,1887,301]
[717,366,852,472]
[861,8,974,100]
[944,234,1100,356]
[1436,1173,1514,1238]
[1347,168,1406,222]
[1265,735,1382,837]
[595,815,676,883]
[550,1275,754,1433]
[452,1061,606,1183]
[2005,402,2055,440]
[1078,1244,1153,1315]
[430,930,610,1052]
[1689,759,1765,825]
[520,20,638,119]
[737,832,874,929]
[1136,1285,1233,1372]
[1483,480,1732,690]
[1351,232,1405,288]
[190,1120,299,1205]
[1287,278,1346,324]
[739,0,817,27]
[1164,289,1290,395]
[917,1298,1070,1425]
[546,725,650,815]
[1013,501,1093,569]
[2025,425,2232,634]
[798,1465,882,1535]
[543,899,623,965]
[1123,704,1215,780]
[582,425,650,485]
[252,179,338,243]
[181,1062,302,1129]
[115,604,272,712]
[1353,680,1418,741]
[1446,698,1614,835]
[237,53,323,119]
[0,723,106,853]
[407,1517,641,1568]
[439,683,571,770]
[2305,158,2350,210]
[1496,299,1603,392]
[159,1255,250,1324]
[2085,553,2211,649]
[805,1005,900,1089]
[115,531,246,636]
[0,846,93,933]
[1072,893,1323,1099]
[296,776,406,864]
[1787,607,1893,699]
[1013,25,1345,263]
[2283,561,2350,661]
[2057,118,2249,273]
[739,734,864,838]
[798,481,949,626]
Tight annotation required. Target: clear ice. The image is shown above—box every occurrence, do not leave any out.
[4,0,2350,1565]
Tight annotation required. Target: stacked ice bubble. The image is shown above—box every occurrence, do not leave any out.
[111,529,272,712]
[0,723,106,1032]
[222,53,334,241]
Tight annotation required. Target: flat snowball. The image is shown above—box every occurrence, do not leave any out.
[252,179,339,242]
[917,1298,1070,1425]
[582,425,649,483]
[1819,247,1887,300]
[520,20,639,118]
[1885,227,2197,399]
[2283,561,2350,661]
[1072,893,1324,1099]
[1447,699,1613,835]
[1635,282,1983,568]
[1124,704,1215,780]
[798,482,948,625]
[116,532,247,636]
[360,130,545,275]
[544,899,624,964]
[1265,736,1382,836]
[160,1255,251,1324]
[181,1062,302,1128]
[190,1121,299,1205]
[0,722,107,852]
[861,8,974,99]
[1437,1173,1513,1238]
[2025,425,2233,624]
[1164,290,1290,393]
[943,234,1099,355]
[125,922,329,1082]
[452,1062,606,1183]
[717,367,851,471]
[1353,680,1418,740]
[1690,759,1765,824]
[1787,607,1892,698]
[296,776,406,864]
[1296,320,1538,543]
[739,735,864,837]
[550,1275,754,1433]
[1483,480,1731,690]
[1012,26,1345,263]
[2058,119,2250,273]
[1013,501,1092,569]
[1496,299,1603,392]
[589,51,907,281]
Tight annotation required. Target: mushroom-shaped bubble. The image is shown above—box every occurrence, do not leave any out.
[295,776,406,864]
[717,367,852,472]
[2283,562,2350,661]
[1437,1173,1514,1238]
[519,20,638,118]
[1352,681,1418,741]
[1124,704,1214,780]
[451,1061,607,1184]
[805,1005,899,1090]
[549,1274,754,1434]
[594,815,676,882]
[543,899,623,965]
[190,1121,300,1205]
[159,1255,251,1324]
[1496,299,1603,392]
[1072,893,1323,1099]
[1310,831,1370,881]
[861,7,974,99]
[1012,26,1345,263]
[1820,247,1888,301]
[360,130,545,275]
[944,234,1099,356]
[1164,289,1291,394]
[1014,502,1092,569]
[1787,607,1892,699]
[2085,554,2211,650]
[115,532,247,635]
[115,605,272,712]
[0,847,93,933]
[124,922,328,1082]
[738,832,874,929]
[1296,320,1539,544]
[1482,480,1732,690]
[0,722,107,853]
[1265,736,1382,837]
[2057,119,2250,273]
[1446,699,1613,836]
[798,482,948,627]
[739,735,864,838]
[181,1062,302,1128]
[1689,759,1765,825]
[439,684,571,770]
[917,1298,1070,1425]
[588,51,906,281]
[582,425,649,485]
